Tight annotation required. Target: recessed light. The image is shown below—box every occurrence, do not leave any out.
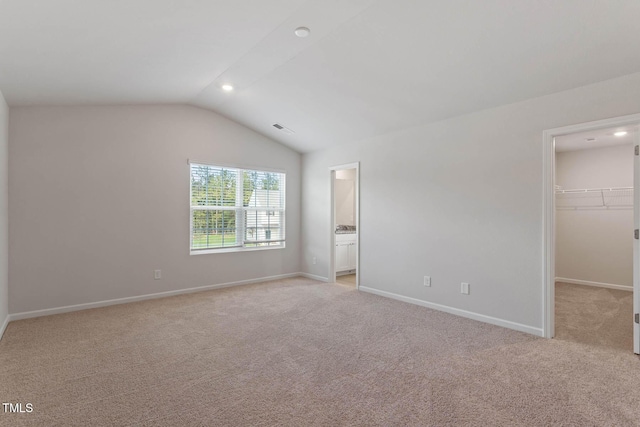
[614,131,628,137]
[221,84,234,92]
[294,27,310,38]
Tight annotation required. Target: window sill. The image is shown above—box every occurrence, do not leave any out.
[190,243,286,256]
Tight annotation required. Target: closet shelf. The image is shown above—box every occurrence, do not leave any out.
[555,187,633,209]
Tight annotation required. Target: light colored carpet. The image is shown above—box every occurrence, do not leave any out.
[555,282,633,351]
[1,277,639,426]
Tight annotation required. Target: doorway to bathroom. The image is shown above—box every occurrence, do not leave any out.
[329,162,359,288]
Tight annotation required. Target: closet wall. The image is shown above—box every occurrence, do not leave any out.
[555,144,633,288]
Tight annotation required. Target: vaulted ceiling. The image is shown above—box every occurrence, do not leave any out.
[1,0,639,153]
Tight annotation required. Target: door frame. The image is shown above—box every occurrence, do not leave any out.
[329,162,360,288]
[542,113,640,349]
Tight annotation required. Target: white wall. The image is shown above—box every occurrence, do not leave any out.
[556,145,633,287]
[301,72,640,334]
[9,105,301,314]
[0,90,8,336]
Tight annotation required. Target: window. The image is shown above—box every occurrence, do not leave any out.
[190,163,286,253]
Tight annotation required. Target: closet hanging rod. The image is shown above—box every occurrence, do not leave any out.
[555,186,633,209]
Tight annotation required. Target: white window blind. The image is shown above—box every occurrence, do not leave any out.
[190,163,286,252]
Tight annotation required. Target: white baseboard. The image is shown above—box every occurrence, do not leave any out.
[555,277,632,292]
[0,314,8,342]
[299,272,330,282]
[8,273,302,322]
[358,286,544,337]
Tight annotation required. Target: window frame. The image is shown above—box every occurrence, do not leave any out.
[189,161,286,255]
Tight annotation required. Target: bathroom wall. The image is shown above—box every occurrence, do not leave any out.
[335,169,356,226]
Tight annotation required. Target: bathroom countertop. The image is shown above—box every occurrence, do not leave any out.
[335,225,356,234]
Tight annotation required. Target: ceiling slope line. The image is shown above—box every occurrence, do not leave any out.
[190,0,377,112]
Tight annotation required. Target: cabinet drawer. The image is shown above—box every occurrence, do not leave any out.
[335,233,356,243]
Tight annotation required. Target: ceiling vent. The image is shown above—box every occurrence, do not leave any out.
[272,123,295,135]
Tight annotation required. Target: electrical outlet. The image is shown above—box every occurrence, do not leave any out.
[461,282,470,295]
[154,270,162,280]
[312,257,317,265]
[424,276,431,287]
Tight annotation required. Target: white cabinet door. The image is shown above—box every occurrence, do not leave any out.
[336,242,350,272]
[347,242,357,270]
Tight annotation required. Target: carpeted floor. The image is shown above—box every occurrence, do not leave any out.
[555,282,633,351]
[1,277,639,426]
